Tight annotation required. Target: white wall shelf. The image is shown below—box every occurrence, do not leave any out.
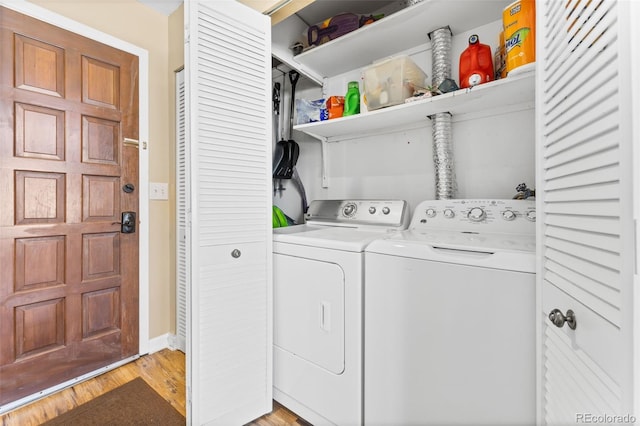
[294,71,534,141]
[292,0,511,78]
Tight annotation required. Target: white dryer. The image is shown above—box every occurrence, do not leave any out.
[364,199,536,426]
[273,199,410,426]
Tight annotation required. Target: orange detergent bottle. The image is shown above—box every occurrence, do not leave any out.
[459,34,494,89]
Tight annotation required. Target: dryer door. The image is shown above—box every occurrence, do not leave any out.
[274,254,345,374]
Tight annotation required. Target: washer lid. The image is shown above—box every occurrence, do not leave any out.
[274,225,396,252]
[366,229,535,273]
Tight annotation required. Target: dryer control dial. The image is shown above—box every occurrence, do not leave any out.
[382,207,391,215]
[525,210,536,222]
[426,208,437,218]
[467,207,486,222]
[502,210,516,221]
[368,207,377,214]
[443,209,455,219]
[342,203,357,218]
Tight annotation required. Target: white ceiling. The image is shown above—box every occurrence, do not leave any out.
[135,0,397,20]
[294,0,395,26]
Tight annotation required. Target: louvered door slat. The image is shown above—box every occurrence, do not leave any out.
[176,69,188,352]
[545,348,608,414]
[185,0,272,424]
[543,0,564,46]
[545,145,618,179]
[538,0,636,422]
[546,256,619,297]
[544,65,618,135]
[544,121,617,167]
[545,236,620,270]
[544,200,620,217]
[543,0,615,82]
[545,247,619,289]
[544,164,619,191]
[543,0,616,93]
[544,182,619,202]
[545,221,619,251]
[544,92,619,149]
[544,211,619,235]
[544,43,617,119]
[546,327,621,411]
[546,322,623,405]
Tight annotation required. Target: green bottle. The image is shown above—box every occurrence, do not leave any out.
[343,81,360,116]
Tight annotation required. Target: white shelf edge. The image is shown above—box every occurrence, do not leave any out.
[291,0,511,78]
[293,72,535,141]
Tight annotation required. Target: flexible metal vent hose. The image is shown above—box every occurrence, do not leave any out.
[430,27,452,88]
[432,112,456,199]
[429,27,456,199]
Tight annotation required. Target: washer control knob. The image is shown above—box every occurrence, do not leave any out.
[443,209,455,219]
[382,207,391,215]
[369,207,377,214]
[525,210,536,222]
[343,203,357,217]
[426,208,437,218]
[502,210,516,221]
[467,207,486,222]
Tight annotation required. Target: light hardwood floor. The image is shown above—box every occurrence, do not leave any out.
[0,349,306,426]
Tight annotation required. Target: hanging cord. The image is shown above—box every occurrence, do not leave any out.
[292,168,308,214]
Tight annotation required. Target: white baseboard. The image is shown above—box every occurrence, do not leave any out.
[146,333,175,354]
[173,334,186,352]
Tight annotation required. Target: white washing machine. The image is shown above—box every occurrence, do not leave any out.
[273,199,410,426]
[364,199,536,426]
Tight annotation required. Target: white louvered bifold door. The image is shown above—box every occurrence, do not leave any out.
[185,1,272,424]
[537,0,637,424]
[176,68,187,353]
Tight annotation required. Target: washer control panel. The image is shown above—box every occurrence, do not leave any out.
[305,199,409,229]
[411,199,536,235]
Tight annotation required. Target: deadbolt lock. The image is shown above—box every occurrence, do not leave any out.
[121,212,136,234]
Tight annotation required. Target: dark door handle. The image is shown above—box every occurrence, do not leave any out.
[121,212,136,233]
[548,308,577,330]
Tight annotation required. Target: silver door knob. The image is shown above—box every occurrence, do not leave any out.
[231,249,241,258]
[548,308,577,330]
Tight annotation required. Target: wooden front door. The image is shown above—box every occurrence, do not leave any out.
[0,7,139,407]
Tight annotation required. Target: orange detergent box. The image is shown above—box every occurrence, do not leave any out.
[326,96,344,119]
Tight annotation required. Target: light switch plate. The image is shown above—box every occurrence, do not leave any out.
[149,182,169,200]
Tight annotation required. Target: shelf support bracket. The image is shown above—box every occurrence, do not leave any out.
[321,139,329,188]
[298,130,330,188]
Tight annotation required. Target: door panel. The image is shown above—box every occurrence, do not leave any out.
[537,0,636,421]
[14,34,65,97]
[273,254,345,374]
[0,6,139,407]
[185,0,272,424]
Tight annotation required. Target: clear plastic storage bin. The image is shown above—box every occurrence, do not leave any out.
[363,55,428,110]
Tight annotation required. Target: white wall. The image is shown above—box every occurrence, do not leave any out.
[272,19,535,222]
